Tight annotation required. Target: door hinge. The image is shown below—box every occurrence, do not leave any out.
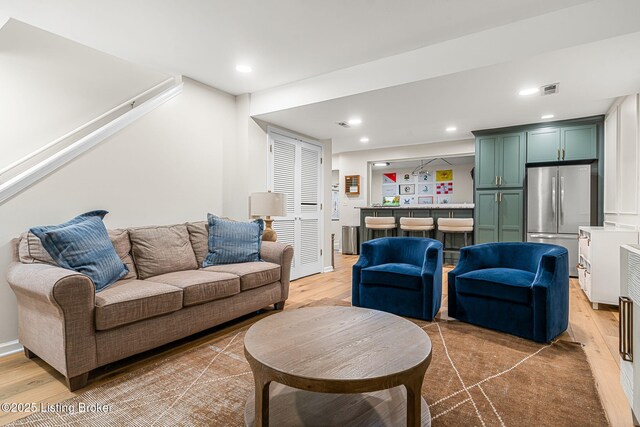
[320,249,323,256]
[320,157,323,164]
[270,145,273,153]
[320,203,323,210]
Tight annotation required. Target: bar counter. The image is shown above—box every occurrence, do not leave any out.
[356,204,475,261]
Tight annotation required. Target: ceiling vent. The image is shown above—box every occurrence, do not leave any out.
[541,83,559,96]
[336,121,351,128]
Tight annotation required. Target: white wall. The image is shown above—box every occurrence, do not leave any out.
[604,93,640,228]
[0,77,236,348]
[332,139,475,228]
[370,163,474,205]
[0,19,169,169]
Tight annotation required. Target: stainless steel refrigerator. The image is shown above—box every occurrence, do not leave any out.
[526,164,596,276]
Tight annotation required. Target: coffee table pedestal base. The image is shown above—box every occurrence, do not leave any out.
[244,383,431,427]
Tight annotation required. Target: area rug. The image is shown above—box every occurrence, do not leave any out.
[9,299,608,426]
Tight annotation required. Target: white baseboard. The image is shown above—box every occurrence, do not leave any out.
[323,266,334,273]
[0,339,22,358]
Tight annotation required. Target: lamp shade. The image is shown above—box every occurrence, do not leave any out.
[250,192,287,217]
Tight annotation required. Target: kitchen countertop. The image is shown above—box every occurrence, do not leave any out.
[358,204,474,209]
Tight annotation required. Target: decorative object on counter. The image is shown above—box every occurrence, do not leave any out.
[399,184,415,195]
[364,216,396,239]
[345,175,361,195]
[382,196,400,206]
[418,196,434,205]
[250,191,286,242]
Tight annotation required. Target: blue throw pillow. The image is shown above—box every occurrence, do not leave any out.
[203,214,264,267]
[30,211,128,291]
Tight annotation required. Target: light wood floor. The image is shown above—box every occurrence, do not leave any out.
[0,253,632,426]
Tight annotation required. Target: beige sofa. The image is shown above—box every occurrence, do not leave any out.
[7,220,293,390]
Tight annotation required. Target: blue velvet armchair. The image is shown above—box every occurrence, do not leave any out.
[448,242,569,343]
[352,237,443,320]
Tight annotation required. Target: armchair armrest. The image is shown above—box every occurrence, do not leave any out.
[7,262,97,379]
[260,241,294,300]
[352,239,391,306]
[421,241,443,319]
[447,243,500,318]
[531,251,569,342]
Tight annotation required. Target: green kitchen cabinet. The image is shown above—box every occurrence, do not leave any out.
[527,128,560,163]
[498,190,524,242]
[527,124,597,163]
[475,190,499,243]
[562,125,597,161]
[475,189,523,244]
[476,133,525,188]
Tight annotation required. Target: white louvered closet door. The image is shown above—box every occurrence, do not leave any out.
[269,131,323,280]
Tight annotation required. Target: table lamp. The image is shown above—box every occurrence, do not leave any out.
[250,191,287,242]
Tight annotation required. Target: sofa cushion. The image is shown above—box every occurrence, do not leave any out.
[18,232,56,265]
[203,262,280,291]
[19,228,137,281]
[361,263,423,291]
[30,211,128,291]
[186,221,209,267]
[95,280,183,330]
[147,270,240,306]
[108,229,137,280]
[129,224,198,279]
[203,214,264,266]
[457,268,534,305]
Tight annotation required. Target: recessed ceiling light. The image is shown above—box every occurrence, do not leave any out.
[348,118,362,126]
[360,137,370,143]
[541,114,555,119]
[519,87,539,96]
[446,126,457,132]
[373,162,390,167]
[235,64,252,73]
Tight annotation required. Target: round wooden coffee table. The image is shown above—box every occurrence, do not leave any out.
[244,306,432,426]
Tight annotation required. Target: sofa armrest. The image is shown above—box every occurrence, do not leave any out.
[7,262,97,378]
[260,241,294,300]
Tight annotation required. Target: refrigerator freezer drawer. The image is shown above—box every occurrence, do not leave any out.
[527,233,579,277]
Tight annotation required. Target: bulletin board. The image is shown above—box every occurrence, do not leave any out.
[381,169,454,205]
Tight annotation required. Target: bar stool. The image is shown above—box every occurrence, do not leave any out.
[399,217,434,238]
[364,216,396,240]
[437,218,474,255]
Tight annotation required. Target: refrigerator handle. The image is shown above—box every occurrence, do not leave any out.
[560,176,565,225]
[551,176,556,217]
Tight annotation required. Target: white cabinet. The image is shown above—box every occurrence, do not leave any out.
[578,226,638,308]
[620,245,640,423]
